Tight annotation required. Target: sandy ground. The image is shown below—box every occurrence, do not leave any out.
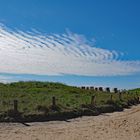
[0,105,140,140]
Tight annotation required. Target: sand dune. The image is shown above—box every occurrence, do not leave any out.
[0,105,140,140]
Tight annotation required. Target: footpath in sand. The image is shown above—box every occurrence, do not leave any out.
[0,104,140,140]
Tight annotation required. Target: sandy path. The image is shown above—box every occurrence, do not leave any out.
[0,105,140,140]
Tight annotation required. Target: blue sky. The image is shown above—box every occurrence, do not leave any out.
[0,0,140,89]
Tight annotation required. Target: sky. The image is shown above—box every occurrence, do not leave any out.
[0,0,140,89]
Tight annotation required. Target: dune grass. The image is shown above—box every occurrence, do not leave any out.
[0,81,139,121]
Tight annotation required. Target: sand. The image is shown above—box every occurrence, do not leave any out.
[0,105,140,140]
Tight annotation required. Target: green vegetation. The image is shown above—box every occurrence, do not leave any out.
[0,81,139,122]
[129,88,140,93]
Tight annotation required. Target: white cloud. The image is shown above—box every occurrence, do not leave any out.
[0,25,140,76]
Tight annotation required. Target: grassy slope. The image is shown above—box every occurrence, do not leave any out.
[129,88,140,93]
[0,81,139,121]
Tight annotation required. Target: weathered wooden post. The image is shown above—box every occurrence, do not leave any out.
[52,96,56,106]
[106,87,110,93]
[114,88,118,93]
[138,96,140,102]
[110,94,113,101]
[119,92,122,100]
[13,100,18,112]
[90,86,94,90]
[135,92,140,103]
[91,95,96,105]
[99,87,103,92]
[95,87,98,91]
[81,86,86,90]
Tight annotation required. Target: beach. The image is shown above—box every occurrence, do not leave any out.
[0,104,140,140]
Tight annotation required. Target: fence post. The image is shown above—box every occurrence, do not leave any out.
[119,92,122,100]
[114,88,118,93]
[110,94,113,101]
[81,86,86,90]
[138,96,140,102]
[91,95,96,105]
[95,87,98,91]
[90,86,94,90]
[99,87,103,92]
[52,96,56,106]
[13,100,18,112]
[106,87,110,93]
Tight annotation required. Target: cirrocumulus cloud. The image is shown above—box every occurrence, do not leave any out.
[0,24,140,76]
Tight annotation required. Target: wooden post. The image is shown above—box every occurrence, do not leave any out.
[106,87,110,93]
[13,100,18,112]
[110,94,113,101]
[91,95,95,105]
[114,88,118,93]
[95,87,98,91]
[119,92,122,100]
[99,87,103,92]
[52,96,56,106]
[138,96,140,102]
[81,86,85,90]
[90,86,94,90]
